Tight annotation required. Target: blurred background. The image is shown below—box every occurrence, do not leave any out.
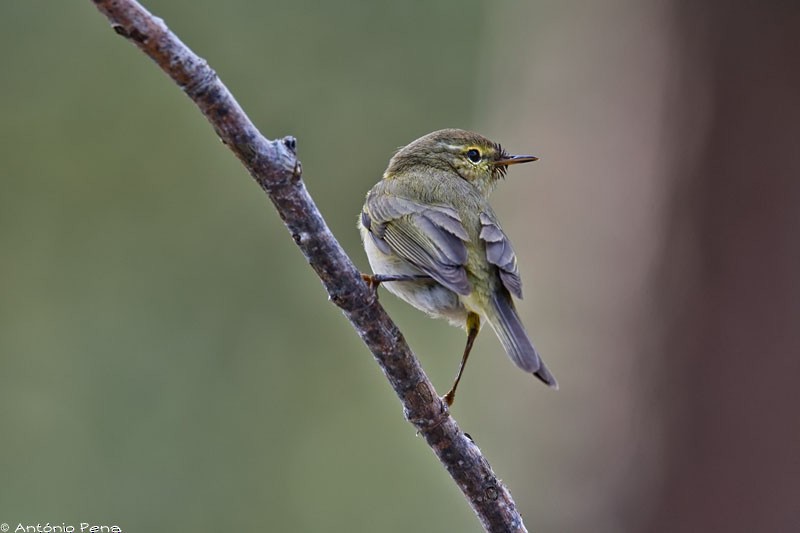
[1,1,798,531]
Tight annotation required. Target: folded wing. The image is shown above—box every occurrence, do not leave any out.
[479,212,523,299]
[363,195,471,296]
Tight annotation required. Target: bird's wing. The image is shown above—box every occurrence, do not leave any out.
[479,212,523,299]
[363,195,471,296]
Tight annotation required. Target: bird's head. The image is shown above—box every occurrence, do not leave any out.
[386,129,538,196]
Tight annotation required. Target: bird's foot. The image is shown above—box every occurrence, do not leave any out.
[360,273,381,293]
[441,390,456,407]
[361,273,431,293]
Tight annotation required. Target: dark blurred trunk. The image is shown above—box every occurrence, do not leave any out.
[647,2,800,532]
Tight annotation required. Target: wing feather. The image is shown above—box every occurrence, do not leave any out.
[364,195,471,296]
[480,212,523,299]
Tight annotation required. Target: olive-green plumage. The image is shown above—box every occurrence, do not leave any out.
[359,129,557,404]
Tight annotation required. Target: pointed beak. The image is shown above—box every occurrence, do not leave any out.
[493,154,539,166]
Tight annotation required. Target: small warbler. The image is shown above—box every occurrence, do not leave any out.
[359,129,557,406]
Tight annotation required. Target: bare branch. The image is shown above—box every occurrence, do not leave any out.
[90,1,529,530]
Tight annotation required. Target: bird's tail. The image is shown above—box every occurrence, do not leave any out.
[485,289,558,389]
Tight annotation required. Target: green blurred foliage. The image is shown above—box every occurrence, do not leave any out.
[0,1,510,531]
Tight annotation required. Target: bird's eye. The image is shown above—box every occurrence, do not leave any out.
[466,148,481,163]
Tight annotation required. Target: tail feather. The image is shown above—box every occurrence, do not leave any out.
[487,290,558,389]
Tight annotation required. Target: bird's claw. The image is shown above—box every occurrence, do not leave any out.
[361,273,381,294]
[442,391,456,407]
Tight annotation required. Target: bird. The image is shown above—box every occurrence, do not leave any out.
[358,129,557,406]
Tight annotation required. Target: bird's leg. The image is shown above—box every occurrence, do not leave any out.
[443,312,481,406]
[361,273,431,292]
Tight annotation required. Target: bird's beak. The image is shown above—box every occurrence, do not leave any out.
[493,154,539,166]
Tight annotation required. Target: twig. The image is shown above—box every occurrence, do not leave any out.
[90,1,529,530]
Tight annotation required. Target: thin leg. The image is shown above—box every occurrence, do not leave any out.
[443,312,481,406]
[361,273,431,291]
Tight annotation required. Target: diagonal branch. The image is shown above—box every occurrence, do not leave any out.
[90,1,529,531]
